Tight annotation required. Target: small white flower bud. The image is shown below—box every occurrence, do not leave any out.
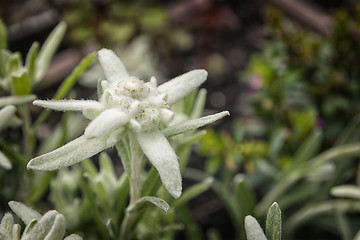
[160,109,174,123]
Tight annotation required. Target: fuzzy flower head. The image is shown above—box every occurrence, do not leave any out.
[28,49,229,198]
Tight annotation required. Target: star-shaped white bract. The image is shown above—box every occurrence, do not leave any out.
[27,49,229,198]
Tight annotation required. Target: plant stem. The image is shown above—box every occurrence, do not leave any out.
[18,104,34,159]
[119,132,143,240]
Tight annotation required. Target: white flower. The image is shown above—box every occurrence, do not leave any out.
[27,49,229,198]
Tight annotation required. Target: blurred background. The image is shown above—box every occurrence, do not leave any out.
[1,0,360,239]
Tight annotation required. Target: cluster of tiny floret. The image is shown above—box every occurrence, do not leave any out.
[100,77,174,132]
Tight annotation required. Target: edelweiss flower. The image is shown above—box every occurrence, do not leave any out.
[27,49,229,198]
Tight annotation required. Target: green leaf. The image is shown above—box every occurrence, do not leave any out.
[190,88,207,119]
[35,22,66,82]
[28,172,56,204]
[234,174,256,217]
[8,201,42,225]
[12,71,31,95]
[173,178,213,210]
[0,19,7,50]
[25,42,39,85]
[293,129,322,166]
[244,215,267,240]
[128,196,170,212]
[0,49,10,78]
[54,52,95,100]
[265,202,281,240]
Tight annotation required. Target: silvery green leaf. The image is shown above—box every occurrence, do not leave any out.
[64,234,83,240]
[0,213,14,239]
[35,22,66,81]
[97,48,129,82]
[12,223,21,240]
[331,185,360,200]
[136,131,182,198]
[265,202,281,240]
[245,215,267,240]
[84,108,129,138]
[0,105,16,130]
[0,95,36,107]
[21,210,59,240]
[8,201,42,225]
[158,69,208,105]
[162,111,230,137]
[25,42,39,85]
[33,99,103,113]
[22,219,37,236]
[27,134,110,171]
[128,196,170,212]
[43,214,66,240]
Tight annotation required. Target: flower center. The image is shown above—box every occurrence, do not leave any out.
[102,77,173,132]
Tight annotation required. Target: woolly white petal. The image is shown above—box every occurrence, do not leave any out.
[33,100,103,112]
[136,131,182,198]
[97,49,129,82]
[27,134,110,171]
[162,111,230,137]
[84,108,129,138]
[158,69,207,105]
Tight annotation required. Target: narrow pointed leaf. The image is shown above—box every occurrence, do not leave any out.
[158,69,208,105]
[190,88,207,119]
[234,174,256,217]
[8,201,41,225]
[0,19,7,50]
[0,150,11,169]
[33,99,103,112]
[265,202,282,240]
[12,223,21,240]
[331,185,360,199]
[36,22,66,81]
[25,42,39,85]
[84,108,129,138]
[97,48,129,82]
[0,95,36,107]
[27,134,109,171]
[137,131,182,198]
[128,196,170,212]
[162,111,230,137]
[245,216,267,240]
